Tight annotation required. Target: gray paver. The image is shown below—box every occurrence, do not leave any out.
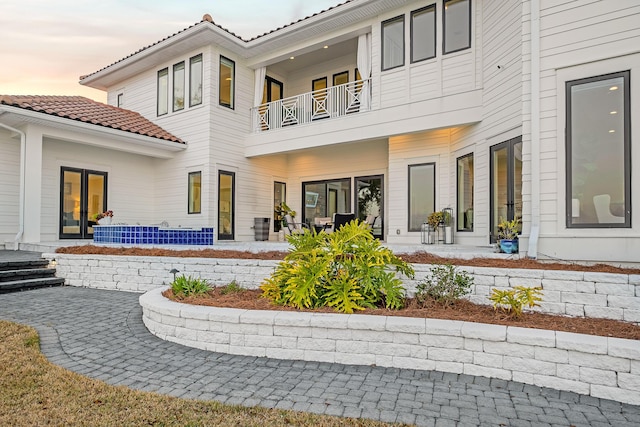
[1,286,639,427]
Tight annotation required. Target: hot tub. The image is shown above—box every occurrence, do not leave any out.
[93,225,214,245]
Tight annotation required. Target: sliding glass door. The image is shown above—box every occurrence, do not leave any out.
[356,175,383,239]
[60,167,107,239]
[302,178,351,226]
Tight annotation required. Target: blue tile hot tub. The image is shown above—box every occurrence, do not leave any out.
[93,225,214,245]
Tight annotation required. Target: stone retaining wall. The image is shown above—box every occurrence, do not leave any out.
[49,253,640,323]
[140,287,640,405]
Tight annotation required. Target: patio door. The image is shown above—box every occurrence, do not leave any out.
[356,175,383,239]
[490,137,522,242]
[218,170,235,240]
[59,167,107,239]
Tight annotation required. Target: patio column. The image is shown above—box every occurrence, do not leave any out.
[22,124,43,243]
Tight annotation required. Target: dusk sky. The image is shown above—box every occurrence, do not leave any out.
[1,0,340,102]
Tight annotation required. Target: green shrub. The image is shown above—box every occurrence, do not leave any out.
[220,280,244,295]
[261,221,414,313]
[171,274,211,298]
[488,286,543,318]
[415,263,473,307]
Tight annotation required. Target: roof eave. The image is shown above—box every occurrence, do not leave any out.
[0,105,186,159]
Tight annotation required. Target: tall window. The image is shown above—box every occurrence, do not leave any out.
[188,172,201,214]
[456,154,474,231]
[189,54,203,107]
[117,93,123,108]
[408,163,436,231]
[566,71,630,228]
[273,181,286,232]
[219,56,235,109]
[157,68,168,116]
[411,5,436,63]
[173,62,185,111]
[444,0,471,54]
[382,15,405,71]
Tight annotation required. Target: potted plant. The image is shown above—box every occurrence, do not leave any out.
[497,217,520,254]
[275,203,296,228]
[427,211,444,244]
[95,210,114,225]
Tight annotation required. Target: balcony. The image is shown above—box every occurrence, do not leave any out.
[250,78,371,133]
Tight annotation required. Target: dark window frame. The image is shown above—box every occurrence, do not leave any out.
[219,55,235,109]
[443,0,472,55]
[565,70,631,229]
[410,4,437,63]
[332,71,349,87]
[218,170,235,240]
[301,177,352,226]
[59,167,108,240]
[172,61,185,112]
[264,75,284,103]
[189,54,203,107]
[456,153,474,232]
[408,162,436,232]
[117,93,123,108]
[188,171,202,215]
[157,67,169,116]
[381,15,405,71]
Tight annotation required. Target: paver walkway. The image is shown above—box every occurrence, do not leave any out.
[1,287,639,427]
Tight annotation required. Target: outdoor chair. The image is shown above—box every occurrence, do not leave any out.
[593,194,625,224]
[284,214,309,234]
[330,213,356,233]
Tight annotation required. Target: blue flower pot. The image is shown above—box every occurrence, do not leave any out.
[499,239,519,254]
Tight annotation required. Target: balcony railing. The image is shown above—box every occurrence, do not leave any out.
[251,78,371,133]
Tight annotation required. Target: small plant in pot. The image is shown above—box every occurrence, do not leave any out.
[497,217,520,254]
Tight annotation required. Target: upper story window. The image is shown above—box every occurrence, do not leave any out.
[382,15,405,71]
[566,71,631,228]
[219,56,235,109]
[156,54,203,117]
[157,68,169,116]
[411,5,436,63]
[173,62,185,112]
[443,0,471,54]
[189,54,203,107]
[117,93,123,108]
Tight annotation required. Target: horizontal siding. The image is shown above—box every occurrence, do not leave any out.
[40,139,156,242]
[0,130,20,242]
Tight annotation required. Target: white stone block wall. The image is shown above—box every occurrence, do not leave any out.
[47,253,640,323]
[140,287,640,406]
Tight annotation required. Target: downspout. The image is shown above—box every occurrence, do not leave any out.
[527,0,541,258]
[0,120,26,250]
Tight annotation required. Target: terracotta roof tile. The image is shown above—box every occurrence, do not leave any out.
[0,95,184,144]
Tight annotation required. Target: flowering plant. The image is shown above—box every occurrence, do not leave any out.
[95,210,114,220]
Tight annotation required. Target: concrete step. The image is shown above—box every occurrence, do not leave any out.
[0,277,65,293]
[0,268,56,282]
[0,258,49,272]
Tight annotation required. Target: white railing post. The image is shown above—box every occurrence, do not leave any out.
[251,78,370,133]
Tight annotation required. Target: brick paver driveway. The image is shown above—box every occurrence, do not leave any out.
[1,287,639,426]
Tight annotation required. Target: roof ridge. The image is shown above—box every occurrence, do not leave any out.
[80,1,351,82]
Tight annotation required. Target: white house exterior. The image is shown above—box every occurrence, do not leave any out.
[1,0,638,263]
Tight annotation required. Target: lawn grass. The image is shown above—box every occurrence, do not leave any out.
[0,321,403,427]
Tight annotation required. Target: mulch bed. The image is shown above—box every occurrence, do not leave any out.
[164,287,640,341]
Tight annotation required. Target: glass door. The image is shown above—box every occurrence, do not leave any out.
[490,137,522,242]
[218,171,235,240]
[60,167,107,239]
[356,175,384,239]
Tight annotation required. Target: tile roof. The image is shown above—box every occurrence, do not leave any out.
[80,1,351,82]
[0,95,184,144]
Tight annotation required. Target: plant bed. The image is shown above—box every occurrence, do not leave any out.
[56,245,640,275]
[162,287,640,340]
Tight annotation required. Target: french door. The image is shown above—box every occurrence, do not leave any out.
[59,167,107,239]
[490,137,522,242]
[218,170,235,241]
[355,175,384,239]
